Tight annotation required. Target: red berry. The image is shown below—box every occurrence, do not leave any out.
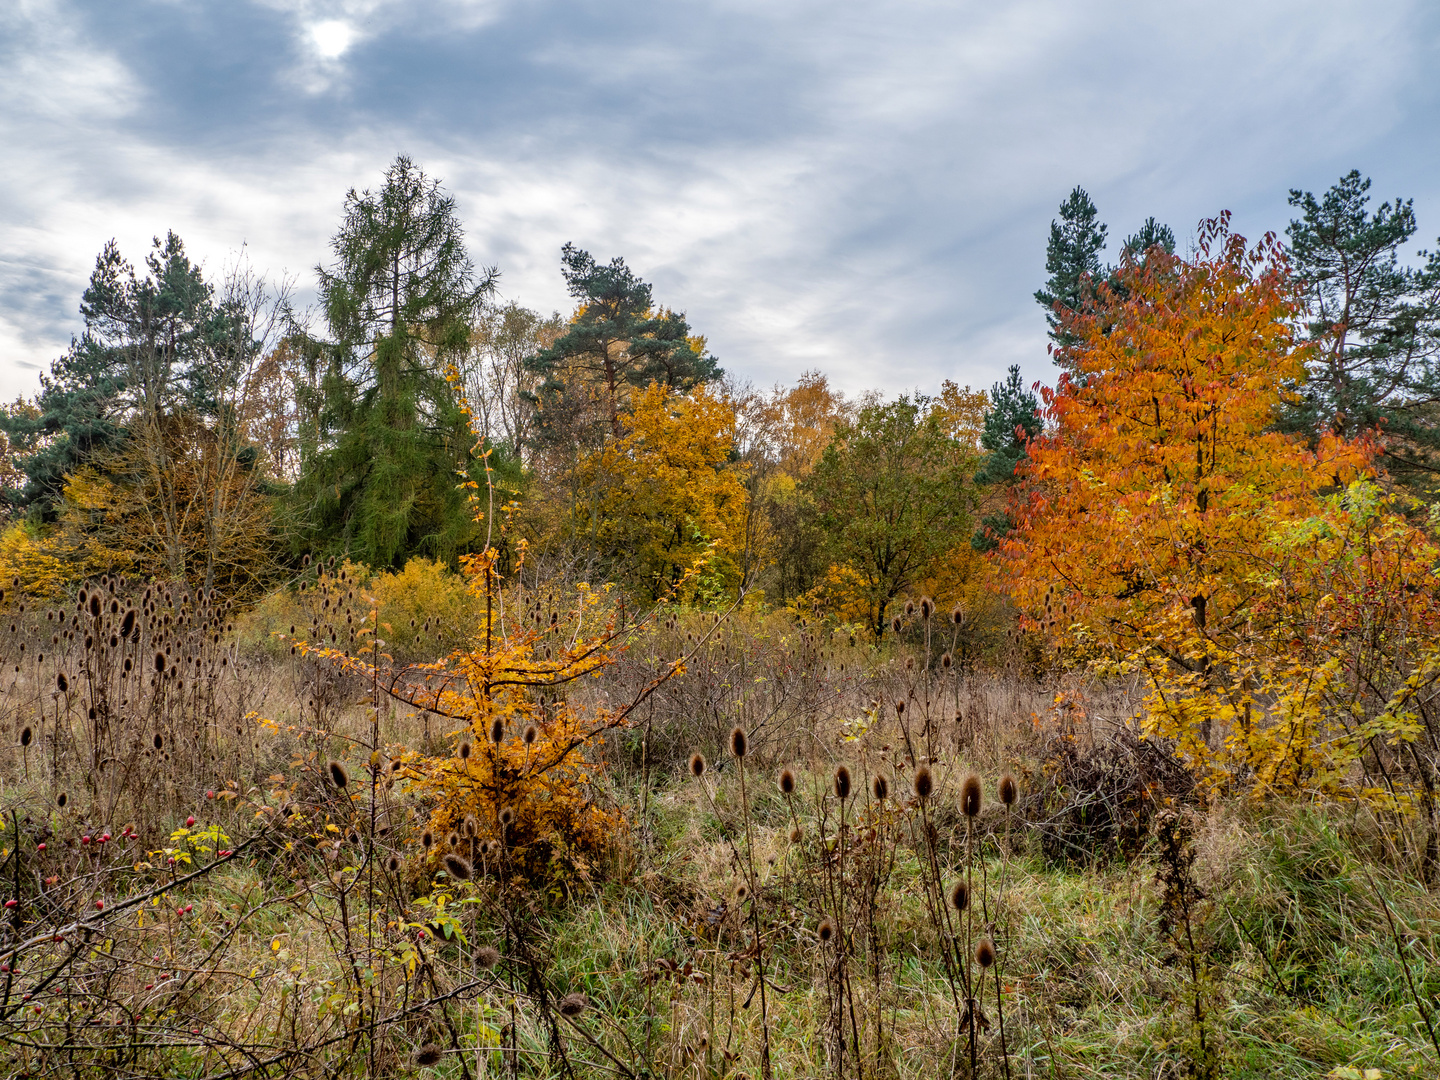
[185,817,195,827]
[81,835,90,844]
[36,843,45,851]
[205,791,215,799]
[96,900,104,910]
[145,984,153,991]
[184,904,193,913]
[4,900,16,909]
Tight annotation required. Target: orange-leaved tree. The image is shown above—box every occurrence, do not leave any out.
[1005,214,1382,791]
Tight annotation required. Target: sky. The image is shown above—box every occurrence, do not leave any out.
[2,0,1439,403]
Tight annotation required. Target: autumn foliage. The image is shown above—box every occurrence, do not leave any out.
[1006,215,1440,801]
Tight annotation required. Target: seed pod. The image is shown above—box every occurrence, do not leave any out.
[949,880,969,913]
[778,768,796,796]
[463,814,479,838]
[951,604,964,626]
[833,765,851,801]
[789,825,802,843]
[489,718,504,745]
[999,774,1018,806]
[975,935,996,968]
[689,752,706,778]
[920,596,934,620]
[153,733,163,750]
[735,882,749,901]
[476,945,500,969]
[447,831,460,848]
[558,992,588,1017]
[894,699,905,715]
[891,616,902,634]
[871,775,888,801]
[56,672,68,693]
[89,595,101,617]
[56,791,68,808]
[498,806,515,827]
[413,1043,442,1067]
[421,830,434,849]
[385,853,401,873]
[327,760,348,789]
[443,853,473,881]
[941,652,953,670]
[961,774,982,818]
[154,653,165,673]
[729,726,747,759]
[458,741,472,761]
[817,918,835,944]
[904,600,915,617]
[913,765,933,801]
[523,724,538,746]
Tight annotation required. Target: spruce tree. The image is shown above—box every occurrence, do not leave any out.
[1282,170,1440,492]
[971,365,1042,551]
[1035,187,1108,351]
[287,157,497,568]
[524,244,720,444]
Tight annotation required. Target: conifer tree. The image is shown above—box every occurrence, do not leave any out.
[1282,170,1440,491]
[972,365,1042,551]
[287,156,497,568]
[1035,187,1108,351]
[524,244,720,445]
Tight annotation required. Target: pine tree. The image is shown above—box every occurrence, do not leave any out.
[1,234,244,521]
[1035,187,1108,351]
[287,157,497,568]
[971,365,1041,551]
[524,244,720,445]
[1282,170,1440,492]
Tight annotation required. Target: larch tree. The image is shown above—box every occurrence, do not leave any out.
[287,156,497,569]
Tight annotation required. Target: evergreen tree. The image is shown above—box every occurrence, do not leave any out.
[971,365,1042,551]
[1,234,244,521]
[287,157,497,568]
[1035,187,1108,351]
[1282,170,1440,491]
[1120,217,1176,263]
[524,244,720,444]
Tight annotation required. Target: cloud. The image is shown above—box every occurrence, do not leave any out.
[1,0,1438,402]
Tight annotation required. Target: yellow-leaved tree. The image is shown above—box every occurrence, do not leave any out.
[568,382,748,601]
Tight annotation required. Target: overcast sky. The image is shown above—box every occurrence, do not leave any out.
[2,0,1438,403]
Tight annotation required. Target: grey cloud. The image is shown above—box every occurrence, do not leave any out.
[2,0,1438,401]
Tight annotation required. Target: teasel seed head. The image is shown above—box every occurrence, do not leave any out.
[499,806,515,827]
[913,765,934,801]
[477,945,500,969]
[975,935,996,968]
[904,599,916,617]
[894,699,905,716]
[385,853,401,873]
[153,733,163,750]
[734,882,748,902]
[961,774,982,818]
[523,724,538,746]
[56,672,68,693]
[871,775,888,801]
[941,651,953,670]
[412,1043,442,1067]
[447,831,460,848]
[729,726,748,759]
[891,616,902,634]
[489,718,504,745]
[778,767,796,795]
[458,740,472,760]
[833,764,851,801]
[154,652,165,673]
[789,825,803,843]
[327,760,348,789]
[443,853,473,881]
[999,773,1018,807]
[421,830,434,849]
[920,596,934,620]
[558,992,588,1018]
[463,814,479,838]
[817,918,835,944]
[949,880,969,913]
[689,752,707,778]
[19,726,32,747]
[56,791,68,808]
